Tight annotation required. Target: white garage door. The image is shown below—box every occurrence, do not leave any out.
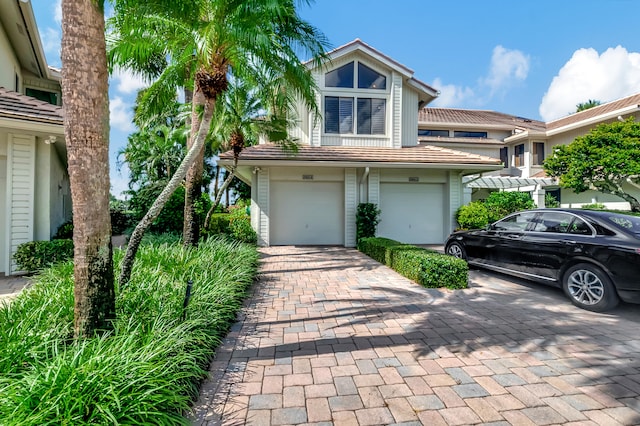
[378,183,444,244]
[270,181,344,245]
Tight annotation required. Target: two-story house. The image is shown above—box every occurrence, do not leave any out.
[0,0,71,274]
[419,94,640,210]
[220,40,503,247]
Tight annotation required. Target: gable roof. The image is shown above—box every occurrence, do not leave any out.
[546,92,640,131]
[310,39,438,101]
[419,108,546,132]
[0,87,63,125]
[219,143,501,169]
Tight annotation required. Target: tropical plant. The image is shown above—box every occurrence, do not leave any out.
[356,203,381,242]
[576,99,601,112]
[544,192,560,208]
[108,0,328,283]
[484,191,535,223]
[61,0,115,337]
[544,118,640,212]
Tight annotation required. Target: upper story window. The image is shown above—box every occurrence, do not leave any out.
[453,131,487,138]
[325,62,354,88]
[514,143,525,167]
[26,88,59,105]
[418,129,449,137]
[325,97,353,133]
[357,63,386,89]
[533,142,545,165]
[500,147,508,168]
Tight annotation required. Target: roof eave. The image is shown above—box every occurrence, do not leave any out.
[219,158,502,171]
[0,115,64,135]
[546,105,640,136]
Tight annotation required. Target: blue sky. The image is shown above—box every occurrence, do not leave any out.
[32,0,640,197]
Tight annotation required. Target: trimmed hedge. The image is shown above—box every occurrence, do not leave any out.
[13,240,74,272]
[358,237,468,289]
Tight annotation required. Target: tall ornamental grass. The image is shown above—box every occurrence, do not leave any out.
[0,237,258,425]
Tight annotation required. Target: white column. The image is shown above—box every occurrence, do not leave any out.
[532,185,546,208]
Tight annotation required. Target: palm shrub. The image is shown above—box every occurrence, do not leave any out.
[13,240,74,272]
[0,237,258,424]
[545,192,560,208]
[356,203,381,242]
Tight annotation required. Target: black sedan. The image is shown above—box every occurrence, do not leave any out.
[445,208,640,312]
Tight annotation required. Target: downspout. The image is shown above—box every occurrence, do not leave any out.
[359,167,370,203]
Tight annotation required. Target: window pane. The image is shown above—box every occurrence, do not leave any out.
[358,62,386,89]
[339,97,353,133]
[357,98,371,134]
[453,131,487,138]
[532,212,572,233]
[371,99,385,134]
[515,144,525,167]
[418,129,449,137]
[325,97,339,133]
[493,211,536,231]
[500,147,509,168]
[533,142,545,165]
[325,62,354,88]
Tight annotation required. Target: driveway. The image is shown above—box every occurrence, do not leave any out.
[191,246,640,425]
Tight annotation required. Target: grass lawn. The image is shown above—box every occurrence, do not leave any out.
[0,236,258,425]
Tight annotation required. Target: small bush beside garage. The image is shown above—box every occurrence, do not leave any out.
[358,237,468,289]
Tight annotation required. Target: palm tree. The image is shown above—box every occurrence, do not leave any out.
[203,74,297,229]
[576,99,601,112]
[61,0,115,337]
[108,0,328,285]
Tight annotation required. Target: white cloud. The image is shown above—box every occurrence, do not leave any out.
[112,68,149,95]
[54,0,62,25]
[482,45,530,95]
[109,96,135,132]
[539,46,640,121]
[40,27,61,66]
[429,78,475,107]
[110,166,130,199]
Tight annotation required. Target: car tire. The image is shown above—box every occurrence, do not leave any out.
[446,242,467,260]
[562,263,619,312]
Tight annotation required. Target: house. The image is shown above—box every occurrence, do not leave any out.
[419,94,640,209]
[219,40,503,247]
[0,1,70,274]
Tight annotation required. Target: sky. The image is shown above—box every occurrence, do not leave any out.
[32,0,640,198]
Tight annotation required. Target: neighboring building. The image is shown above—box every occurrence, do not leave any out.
[220,40,502,247]
[419,94,640,210]
[0,1,70,274]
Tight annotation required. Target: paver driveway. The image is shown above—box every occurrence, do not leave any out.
[191,246,640,425]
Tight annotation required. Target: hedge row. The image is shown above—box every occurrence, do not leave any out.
[357,237,468,289]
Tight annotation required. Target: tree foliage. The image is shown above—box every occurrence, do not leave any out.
[576,99,601,112]
[544,118,640,211]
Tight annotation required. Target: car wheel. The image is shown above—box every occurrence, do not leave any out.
[446,242,467,260]
[562,263,619,312]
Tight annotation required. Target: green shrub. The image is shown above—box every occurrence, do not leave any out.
[110,206,133,235]
[545,192,560,208]
[358,237,468,290]
[455,201,489,229]
[0,237,259,424]
[13,240,74,272]
[356,203,381,242]
[484,191,535,223]
[207,213,231,235]
[229,208,257,244]
[581,202,605,210]
[53,221,73,240]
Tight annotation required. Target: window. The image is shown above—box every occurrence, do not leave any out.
[531,212,572,233]
[500,147,508,168]
[15,74,19,92]
[26,88,58,105]
[325,62,354,88]
[454,131,487,138]
[325,97,353,134]
[357,98,386,134]
[514,144,525,167]
[358,63,386,89]
[418,129,449,137]
[493,211,537,232]
[533,142,545,165]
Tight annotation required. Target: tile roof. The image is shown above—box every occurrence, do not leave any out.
[0,87,63,125]
[419,108,546,132]
[546,93,640,131]
[219,144,502,166]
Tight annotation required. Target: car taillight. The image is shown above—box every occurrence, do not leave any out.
[636,248,640,255]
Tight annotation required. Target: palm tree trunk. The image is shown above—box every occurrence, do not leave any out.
[119,97,215,286]
[204,163,236,229]
[61,0,115,338]
[183,87,205,247]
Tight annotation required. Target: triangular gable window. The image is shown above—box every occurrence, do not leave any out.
[358,63,386,90]
[325,62,354,88]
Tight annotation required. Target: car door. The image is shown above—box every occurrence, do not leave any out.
[519,212,593,281]
[483,211,538,270]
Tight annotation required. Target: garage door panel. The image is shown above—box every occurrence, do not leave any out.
[270,181,344,245]
[378,183,443,244]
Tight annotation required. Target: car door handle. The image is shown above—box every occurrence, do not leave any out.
[562,240,577,245]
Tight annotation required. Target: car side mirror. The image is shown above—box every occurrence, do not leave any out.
[485,224,494,231]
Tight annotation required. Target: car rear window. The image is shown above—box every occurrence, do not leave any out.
[603,214,640,236]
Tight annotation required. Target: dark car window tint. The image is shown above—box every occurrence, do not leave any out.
[604,214,640,236]
[531,212,573,233]
[568,217,592,235]
[494,212,536,231]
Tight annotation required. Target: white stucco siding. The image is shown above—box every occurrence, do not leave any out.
[6,134,35,273]
[0,24,20,91]
[447,171,462,233]
[256,168,270,246]
[401,87,418,147]
[368,168,380,205]
[321,135,390,147]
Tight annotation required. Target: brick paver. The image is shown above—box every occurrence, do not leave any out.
[191,246,640,425]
